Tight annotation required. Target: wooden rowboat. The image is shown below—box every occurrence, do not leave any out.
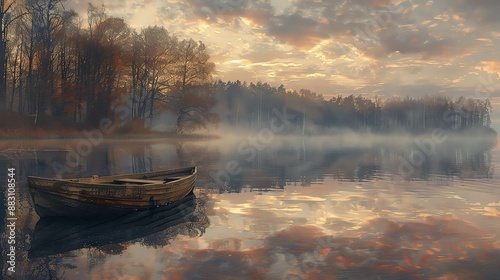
[28,166,197,218]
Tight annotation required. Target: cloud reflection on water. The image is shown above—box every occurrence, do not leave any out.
[162,218,499,279]
[145,177,500,279]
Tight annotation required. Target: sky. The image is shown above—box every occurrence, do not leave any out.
[64,0,500,103]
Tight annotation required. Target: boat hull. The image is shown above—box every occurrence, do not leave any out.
[28,167,197,218]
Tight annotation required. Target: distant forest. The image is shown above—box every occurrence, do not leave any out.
[0,1,495,136]
[214,80,494,134]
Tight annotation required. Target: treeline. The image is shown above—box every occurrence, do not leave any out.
[214,80,494,134]
[0,1,217,133]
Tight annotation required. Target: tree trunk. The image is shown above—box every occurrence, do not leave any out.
[0,31,6,110]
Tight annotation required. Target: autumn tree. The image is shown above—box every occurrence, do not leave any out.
[11,2,35,114]
[128,26,177,127]
[165,39,217,133]
[22,0,76,121]
[0,0,11,109]
[0,0,26,110]
[69,4,131,126]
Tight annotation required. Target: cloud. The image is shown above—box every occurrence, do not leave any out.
[349,0,399,9]
[477,61,500,76]
[172,0,416,51]
[240,46,304,63]
[267,13,330,49]
[375,25,456,59]
[451,0,500,25]
[180,0,274,25]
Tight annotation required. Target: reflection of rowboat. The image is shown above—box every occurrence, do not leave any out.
[28,166,197,218]
[29,194,202,258]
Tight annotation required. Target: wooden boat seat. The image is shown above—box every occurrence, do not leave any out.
[113,178,162,184]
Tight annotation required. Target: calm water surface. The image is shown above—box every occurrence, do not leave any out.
[1,135,499,279]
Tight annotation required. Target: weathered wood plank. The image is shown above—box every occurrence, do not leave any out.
[113,178,163,184]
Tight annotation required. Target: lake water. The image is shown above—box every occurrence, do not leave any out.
[1,134,499,279]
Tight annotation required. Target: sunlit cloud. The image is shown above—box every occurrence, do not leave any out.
[64,0,500,97]
[476,61,500,76]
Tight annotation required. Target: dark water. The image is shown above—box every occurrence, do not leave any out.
[1,134,499,279]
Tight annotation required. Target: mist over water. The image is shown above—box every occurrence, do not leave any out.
[214,127,497,149]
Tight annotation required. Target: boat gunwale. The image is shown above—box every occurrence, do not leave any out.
[28,176,195,193]
[28,166,197,189]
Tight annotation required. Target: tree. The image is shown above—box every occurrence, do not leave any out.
[24,0,75,121]
[0,0,25,110]
[165,39,216,133]
[128,26,177,126]
[81,16,130,126]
